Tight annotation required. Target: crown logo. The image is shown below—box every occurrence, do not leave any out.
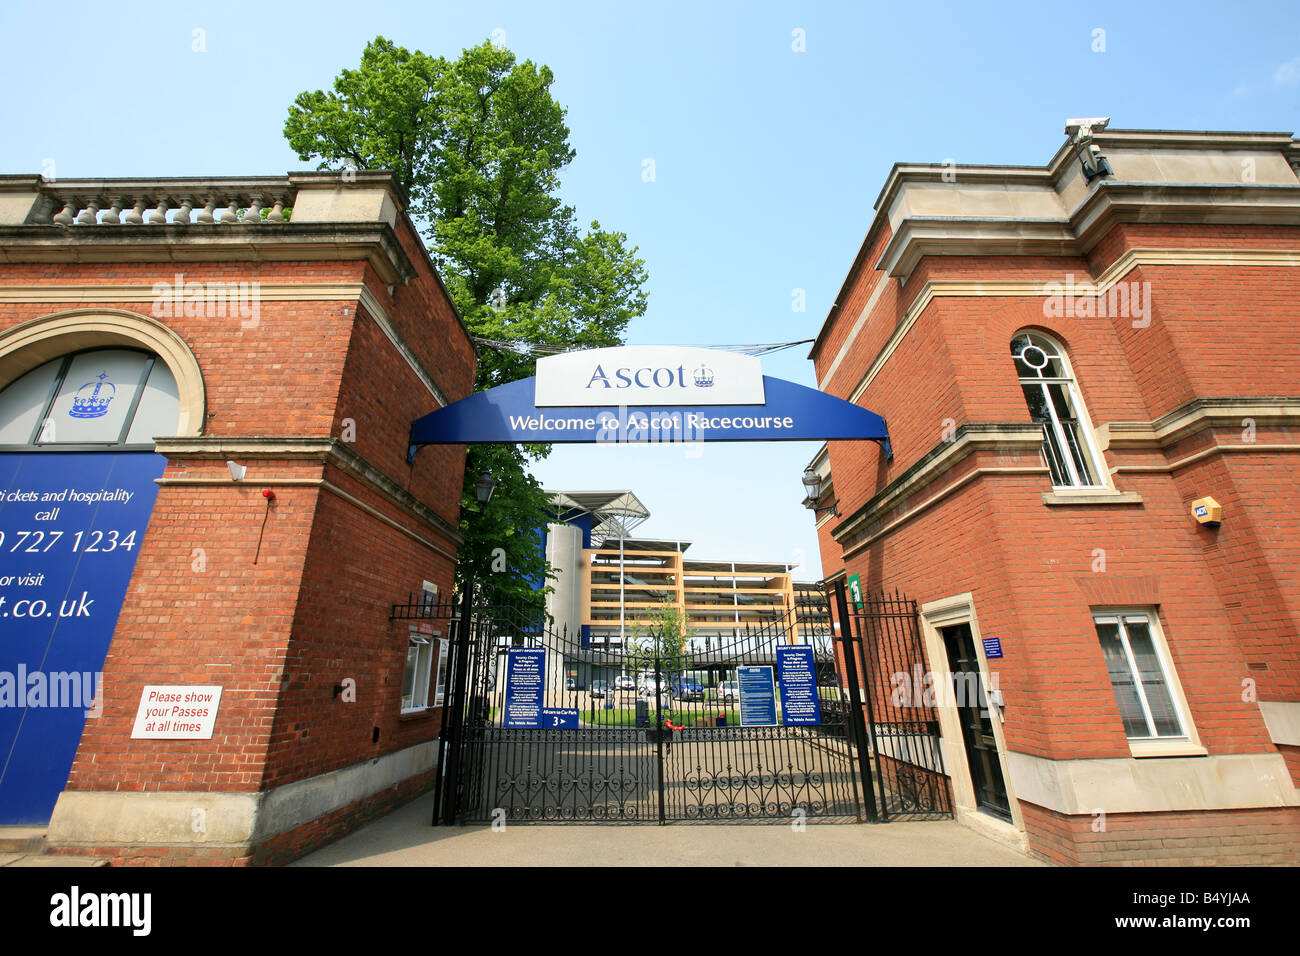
[693,364,714,387]
[69,372,116,419]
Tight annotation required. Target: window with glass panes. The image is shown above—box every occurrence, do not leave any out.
[1094,613,1186,739]
[1010,333,1104,488]
[0,347,179,449]
[401,629,434,713]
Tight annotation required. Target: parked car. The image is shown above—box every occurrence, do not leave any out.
[590,680,608,699]
[616,675,636,691]
[717,680,740,702]
[672,678,704,701]
[638,673,672,699]
[565,677,576,692]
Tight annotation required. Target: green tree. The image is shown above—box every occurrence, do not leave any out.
[627,597,691,681]
[286,37,649,611]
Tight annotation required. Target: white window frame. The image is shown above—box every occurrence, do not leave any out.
[433,637,449,708]
[401,627,435,714]
[1011,332,1108,490]
[1092,609,1204,757]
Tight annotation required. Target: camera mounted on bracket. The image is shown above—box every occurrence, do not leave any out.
[1065,116,1114,182]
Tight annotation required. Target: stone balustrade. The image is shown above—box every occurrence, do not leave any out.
[0,172,410,233]
[0,171,414,283]
[13,178,296,227]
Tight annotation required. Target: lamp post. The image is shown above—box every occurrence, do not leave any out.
[433,469,497,826]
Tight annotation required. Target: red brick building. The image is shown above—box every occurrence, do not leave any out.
[0,171,474,864]
[807,126,1300,865]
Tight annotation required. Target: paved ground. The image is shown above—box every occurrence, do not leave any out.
[292,792,1047,867]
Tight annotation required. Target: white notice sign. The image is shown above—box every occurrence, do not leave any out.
[131,685,223,739]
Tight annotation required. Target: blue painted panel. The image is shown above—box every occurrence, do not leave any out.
[0,452,164,824]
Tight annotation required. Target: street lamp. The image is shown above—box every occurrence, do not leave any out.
[801,466,839,519]
[475,470,497,506]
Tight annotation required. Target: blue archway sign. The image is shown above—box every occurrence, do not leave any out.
[409,346,891,460]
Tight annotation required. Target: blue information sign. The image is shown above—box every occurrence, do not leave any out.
[504,648,546,728]
[0,451,165,824]
[540,707,578,729]
[737,665,777,726]
[776,645,822,726]
[982,637,1003,659]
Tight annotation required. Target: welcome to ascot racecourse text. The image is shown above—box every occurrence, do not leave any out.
[507,409,798,442]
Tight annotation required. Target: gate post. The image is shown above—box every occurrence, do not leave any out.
[654,649,666,824]
[833,579,879,822]
[434,583,477,825]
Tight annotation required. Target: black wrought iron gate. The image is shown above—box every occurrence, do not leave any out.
[427,582,951,824]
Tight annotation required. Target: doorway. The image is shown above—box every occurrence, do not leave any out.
[941,622,1011,821]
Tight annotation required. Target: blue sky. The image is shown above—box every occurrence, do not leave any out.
[2,1,1296,576]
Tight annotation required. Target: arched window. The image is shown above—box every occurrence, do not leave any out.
[0,347,179,449]
[1010,332,1104,488]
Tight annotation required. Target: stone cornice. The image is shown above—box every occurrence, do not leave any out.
[0,222,417,286]
[875,216,1076,278]
[830,423,1045,543]
[1099,397,1300,450]
[873,184,1300,278]
[153,436,463,546]
[1070,181,1300,254]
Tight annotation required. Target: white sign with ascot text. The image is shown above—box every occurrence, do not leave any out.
[535,346,765,407]
[131,684,223,739]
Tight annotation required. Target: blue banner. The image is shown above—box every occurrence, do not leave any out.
[0,452,164,824]
[737,665,777,727]
[776,645,822,726]
[504,648,546,728]
[410,375,891,455]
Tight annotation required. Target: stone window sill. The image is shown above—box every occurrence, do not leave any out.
[399,707,439,722]
[1041,488,1144,506]
[1129,739,1207,758]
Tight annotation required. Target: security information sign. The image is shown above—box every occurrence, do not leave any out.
[737,665,777,726]
[131,685,223,739]
[0,451,165,824]
[776,645,822,726]
[504,648,546,728]
[535,346,765,407]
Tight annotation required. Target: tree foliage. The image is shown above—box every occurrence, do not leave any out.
[627,597,691,679]
[286,37,649,611]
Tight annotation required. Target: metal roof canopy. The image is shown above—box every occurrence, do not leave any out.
[547,490,649,546]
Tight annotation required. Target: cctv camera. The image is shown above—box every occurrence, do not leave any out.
[1064,116,1111,137]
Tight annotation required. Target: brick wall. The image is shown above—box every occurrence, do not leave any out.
[811,200,1300,864]
[1,199,475,863]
